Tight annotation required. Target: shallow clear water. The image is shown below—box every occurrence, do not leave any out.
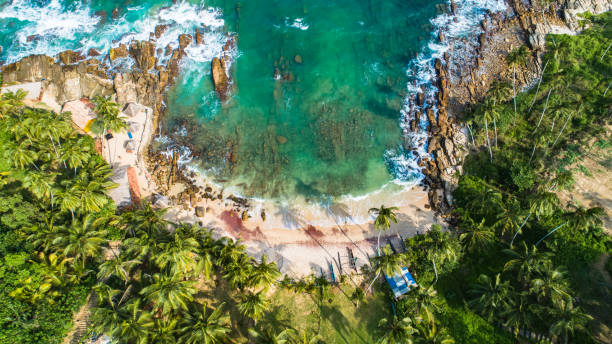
[165,0,443,199]
[1,0,507,201]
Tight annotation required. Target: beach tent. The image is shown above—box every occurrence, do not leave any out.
[384,267,417,298]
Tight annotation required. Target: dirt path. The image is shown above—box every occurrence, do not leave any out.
[62,293,97,344]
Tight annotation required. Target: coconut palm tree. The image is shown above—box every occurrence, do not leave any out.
[5,141,38,170]
[0,89,26,118]
[460,219,495,253]
[248,327,294,344]
[248,254,281,291]
[414,285,440,319]
[154,229,201,276]
[468,273,514,322]
[59,136,91,175]
[150,318,179,344]
[93,95,128,134]
[414,316,455,344]
[116,300,154,344]
[494,198,524,239]
[52,214,108,270]
[501,291,533,337]
[548,300,592,344]
[564,204,604,230]
[122,202,170,238]
[21,170,57,206]
[367,245,407,292]
[529,261,570,307]
[238,291,270,323]
[140,273,196,315]
[178,302,231,344]
[369,205,399,255]
[377,316,416,344]
[98,256,142,284]
[423,225,459,284]
[288,330,324,344]
[503,242,552,284]
[93,283,121,309]
[506,45,530,124]
[527,191,559,219]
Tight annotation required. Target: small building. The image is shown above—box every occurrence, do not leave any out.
[385,267,418,298]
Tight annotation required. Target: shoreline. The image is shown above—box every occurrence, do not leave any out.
[2,0,610,276]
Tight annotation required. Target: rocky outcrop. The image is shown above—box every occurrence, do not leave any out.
[109,44,129,62]
[129,41,157,71]
[211,57,230,101]
[563,0,612,31]
[425,0,611,214]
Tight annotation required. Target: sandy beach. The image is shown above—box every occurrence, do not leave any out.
[1,80,438,277]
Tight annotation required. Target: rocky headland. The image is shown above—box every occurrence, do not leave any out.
[422,0,611,214]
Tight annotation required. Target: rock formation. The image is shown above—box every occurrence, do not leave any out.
[211,57,230,100]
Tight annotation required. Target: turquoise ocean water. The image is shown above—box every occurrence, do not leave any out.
[0,0,506,200]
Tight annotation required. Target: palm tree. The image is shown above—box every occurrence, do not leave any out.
[501,292,533,337]
[369,205,399,254]
[415,316,455,344]
[150,318,178,344]
[506,45,530,124]
[459,219,495,252]
[565,204,604,230]
[529,261,570,307]
[0,89,26,118]
[5,141,38,170]
[468,273,514,322]
[122,202,170,238]
[377,316,416,344]
[548,300,592,344]
[248,254,281,291]
[488,80,511,107]
[527,191,558,219]
[414,285,440,319]
[93,95,127,134]
[423,225,459,284]
[59,137,91,174]
[154,229,201,276]
[115,300,154,344]
[494,198,523,239]
[140,273,196,315]
[503,242,552,284]
[238,291,270,323]
[21,170,57,206]
[98,256,141,284]
[178,302,231,344]
[367,245,407,292]
[248,327,294,344]
[52,214,108,270]
[288,330,324,344]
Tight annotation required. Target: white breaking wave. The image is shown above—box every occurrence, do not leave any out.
[385,0,507,184]
[286,17,309,30]
[0,0,231,67]
[0,0,100,63]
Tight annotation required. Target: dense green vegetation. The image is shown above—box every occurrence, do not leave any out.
[448,12,611,343]
[0,91,116,343]
[0,11,609,344]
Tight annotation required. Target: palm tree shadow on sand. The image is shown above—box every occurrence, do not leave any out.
[274,203,306,229]
[324,201,353,223]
